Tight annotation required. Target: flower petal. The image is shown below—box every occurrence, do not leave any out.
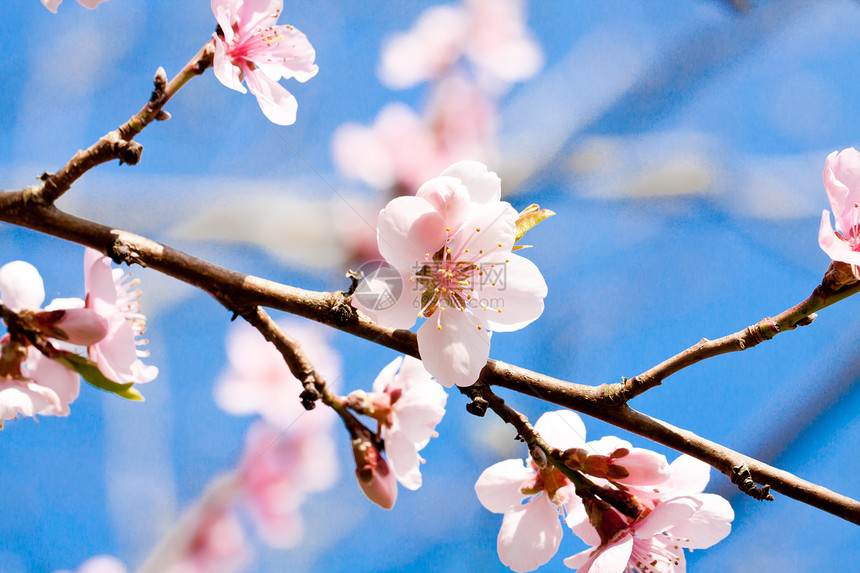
[244,69,299,126]
[819,210,860,266]
[635,496,701,539]
[377,196,447,271]
[534,410,587,450]
[416,309,489,387]
[666,493,734,550]
[448,201,518,259]
[0,261,45,311]
[475,458,532,513]
[213,38,247,94]
[416,176,471,233]
[563,535,634,573]
[440,160,502,204]
[667,454,711,496]
[385,430,422,490]
[352,269,418,330]
[480,253,547,332]
[497,494,563,573]
[27,348,79,416]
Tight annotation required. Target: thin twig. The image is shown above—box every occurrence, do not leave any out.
[23,40,215,206]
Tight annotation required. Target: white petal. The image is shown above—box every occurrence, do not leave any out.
[27,348,79,415]
[0,261,45,311]
[385,430,422,490]
[635,496,701,539]
[475,458,532,513]
[497,495,563,573]
[352,269,418,330]
[377,196,446,271]
[448,201,518,259]
[534,410,587,450]
[441,160,502,204]
[668,454,712,495]
[244,69,298,126]
[480,253,547,332]
[371,356,404,394]
[416,310,490,387]
[666,493,734,550]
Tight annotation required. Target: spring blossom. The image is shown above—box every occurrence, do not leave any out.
[352,161,548,387]
[819,147,860,279]
[212,0,319,125]
[41,0,109,13]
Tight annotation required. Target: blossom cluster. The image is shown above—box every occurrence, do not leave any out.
[475,411,735,572]
[0,249,156,425]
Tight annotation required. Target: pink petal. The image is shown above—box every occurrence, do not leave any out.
[46,308,108,345]
[448,201,518,260]
[534,410,587,450]
[819,210,860,266]
[252,25,319,84]
[416,309,490,387]
[667,454,711,496]
[235,0,282,33]
[377,196,447,271]
[384,430,422,490]
[440,160,502,204]
[244,68,299,126]
[480,253,547,332]
[497,494,563,573]
[77,0,109,8]
[475,458,532,513]
[371,356,403,394]
[27,348,79,415]
[213,38,248,94]
[613,449,670,487]
[416,176,472,232]
[331,122,396,189]
[0,260,45,311]
[563,493,602,547]
[211,0,239,43]
[84,249,118,310]
[391,376,447,445]
[564,535,634,573]
[0,381,52,421]
[41,0,61,12]
[90,314,157,385]
[666,493,734,550]
[635,497,701,539]
[825,148,860,232]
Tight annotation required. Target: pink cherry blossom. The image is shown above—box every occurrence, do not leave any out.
[581,435,671,499]
[332,76,497,193]
[352,161,547,387]
[474,411,587,573]
[56,555,128,573]
[41,0,110,14]
[84,248,158,385]
[239,418,338,547]
[0,260,86,423]
[215,319,341,428]
[212,0,318,125]
[350,355,447,490]
[378,0,543,89]
[563,455,734,572]
[819,147,860,279]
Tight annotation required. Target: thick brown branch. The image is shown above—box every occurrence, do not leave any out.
[24,40,215,206]
[599,261,860,403]
[0,198,858,524]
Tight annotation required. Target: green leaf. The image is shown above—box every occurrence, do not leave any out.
[55,352,144,402]
[515,204,555,243]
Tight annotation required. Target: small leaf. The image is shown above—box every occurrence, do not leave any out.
[515,204,555,243]
[55,352,144,401]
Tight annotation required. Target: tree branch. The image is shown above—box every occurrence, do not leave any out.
[0,197,858,525]
[22,40,215,206]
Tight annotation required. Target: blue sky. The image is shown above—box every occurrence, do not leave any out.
[1,1,859,571]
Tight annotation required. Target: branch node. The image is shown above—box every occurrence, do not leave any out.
[731,463,775,501]
[329,292,357,327]
[117,141,144,166]
[461,384,489,417]
[345,269,362,296]
[108,239,144,267]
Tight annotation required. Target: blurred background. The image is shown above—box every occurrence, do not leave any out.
[1,0,860,571]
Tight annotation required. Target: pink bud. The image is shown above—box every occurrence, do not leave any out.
[352,437,398,509]
[36,308,108,345]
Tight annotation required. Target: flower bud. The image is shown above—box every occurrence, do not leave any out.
[352,436,397,509]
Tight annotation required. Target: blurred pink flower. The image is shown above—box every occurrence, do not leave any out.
[352,355,447,489]
[55,555,128,573]
[212,0,318,125]
[215,320,341,428]
[563,455,734,572]
[41,0,109,14]
[239,417,338,547]
[378,0,542,89]
[84,248,158,385]
[474,411,586,573]
[165,507,252,573]
[819,147,860,278]
[352,161,547,387]
[332,75,497,193]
